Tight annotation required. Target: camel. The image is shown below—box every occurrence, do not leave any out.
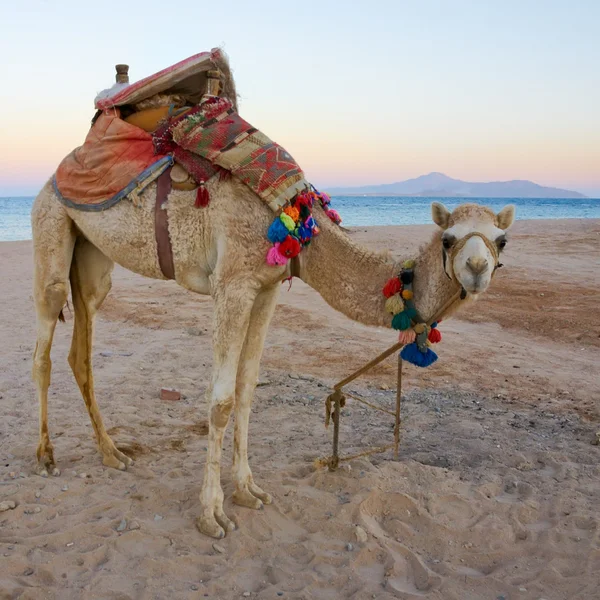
[31,170,515,537]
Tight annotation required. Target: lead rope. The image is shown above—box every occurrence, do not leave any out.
[321,232,500,470]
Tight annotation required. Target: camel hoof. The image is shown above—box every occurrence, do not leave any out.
[196,515,225,539]
[196,507,236,538]
[233,489,264,510]
[101,447,133,471]
[37,452,59,478]
[216,511,236,533]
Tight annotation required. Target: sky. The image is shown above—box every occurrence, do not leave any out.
[0,0,598,197]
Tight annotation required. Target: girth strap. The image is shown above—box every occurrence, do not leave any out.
[155,167,176,280]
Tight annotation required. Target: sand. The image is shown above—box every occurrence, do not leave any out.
[0,218,599,600]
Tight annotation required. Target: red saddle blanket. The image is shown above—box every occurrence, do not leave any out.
[54,111,171,210]
[54,97,309,213]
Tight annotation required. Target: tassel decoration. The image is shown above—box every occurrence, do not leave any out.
[383,277,402,298]
[428,328,442,343]
[195,182,210,207]
[400,343,438,368]
[400,270,414,284]
[280,213,296,231]
[392,311,412,331]
[268,219,291,243]
[284,206,300,222]
[279,235,301,258]
[266,243,288,266]
[398,329,416,345]
[385,294,404,315]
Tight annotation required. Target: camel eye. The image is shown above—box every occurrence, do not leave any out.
[497,237,507,250]
[442,237,452,249]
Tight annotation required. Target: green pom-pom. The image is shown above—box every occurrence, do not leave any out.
[392,311,412,331]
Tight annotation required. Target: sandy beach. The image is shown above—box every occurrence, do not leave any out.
[1,218,599,600]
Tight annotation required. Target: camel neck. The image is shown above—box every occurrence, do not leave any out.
[299,212,463,328]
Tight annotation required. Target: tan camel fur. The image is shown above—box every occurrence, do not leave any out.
[31,173,515,538]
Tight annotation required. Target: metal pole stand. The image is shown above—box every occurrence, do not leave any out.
[319,344,404,471]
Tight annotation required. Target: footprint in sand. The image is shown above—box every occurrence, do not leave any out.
[358,493,442,596]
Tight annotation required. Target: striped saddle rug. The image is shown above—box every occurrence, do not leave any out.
[53,95,309,214]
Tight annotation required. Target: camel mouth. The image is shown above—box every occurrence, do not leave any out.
[461,279,490,296]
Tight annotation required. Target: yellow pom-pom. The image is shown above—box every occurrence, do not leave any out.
[284,206,300,222]
[385,294,404,315]
[403,259,415,269]
[413,323,426,334]
[401,289,413,300]
[280,213,296,231]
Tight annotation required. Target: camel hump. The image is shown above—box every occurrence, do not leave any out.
[94,48,238,113]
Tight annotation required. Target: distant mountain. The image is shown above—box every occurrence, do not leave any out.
[327,172,586,198]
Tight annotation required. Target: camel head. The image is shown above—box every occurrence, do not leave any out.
[431,201,515,296]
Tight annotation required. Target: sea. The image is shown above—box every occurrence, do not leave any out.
[1,195,599,242]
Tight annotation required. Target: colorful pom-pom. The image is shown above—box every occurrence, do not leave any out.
[428,328,442,343]
[299,204,311,220]
[267,218,291,243]
[266,243,288,266]
[400,270,414,285]
[400,343,438,368]
[401,289,413,300]
[280,213,296,231]
[413,323,427,334]
[398,329,416,345]
[298,224,313,242]
[325,208,342,224]
[385,294,404,315]
[383,277,402,298]
[295,192,312,207]
[279,235,302,258]
[430,321,438,329]
[284,206,300,222]
[392,311,413,331]
[305,216,316,229]
[403,259,415,269]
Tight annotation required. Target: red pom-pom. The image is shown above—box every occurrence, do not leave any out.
[383,277,402,298]
[428,328,442,343]
[295,192,313,208]
[279,235,302,258]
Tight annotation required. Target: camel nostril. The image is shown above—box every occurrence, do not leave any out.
[466,257,489,275]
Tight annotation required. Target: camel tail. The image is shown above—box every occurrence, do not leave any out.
[57,300,71,323]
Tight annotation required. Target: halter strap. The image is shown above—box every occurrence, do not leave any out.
[442,231,501,285]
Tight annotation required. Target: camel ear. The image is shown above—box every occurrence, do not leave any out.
[431,202,451,229]
[496,204,515,230]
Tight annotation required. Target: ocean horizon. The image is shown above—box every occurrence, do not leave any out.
[1,195,599,242]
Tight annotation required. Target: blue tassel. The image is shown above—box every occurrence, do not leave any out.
[392,311,412,331]
[267,218,290,243]
[400,343,438,368]
[430,321,438,329]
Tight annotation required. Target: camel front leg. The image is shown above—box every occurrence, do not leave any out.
[197,281,257,539]
[232,283,279,509]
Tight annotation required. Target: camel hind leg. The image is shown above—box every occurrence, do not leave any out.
[68,238,133,470]
[31,191,76,476]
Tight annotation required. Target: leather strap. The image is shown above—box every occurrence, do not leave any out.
[155,168,176,280]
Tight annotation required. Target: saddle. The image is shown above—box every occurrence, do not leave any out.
[53,49,311,279]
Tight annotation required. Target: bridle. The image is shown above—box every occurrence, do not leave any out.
[441,231,503,298]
